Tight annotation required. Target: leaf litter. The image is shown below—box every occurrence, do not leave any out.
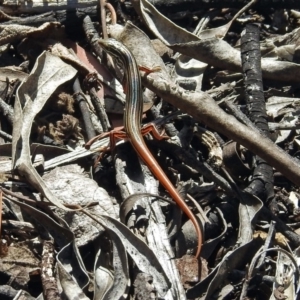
[1,1,300,299]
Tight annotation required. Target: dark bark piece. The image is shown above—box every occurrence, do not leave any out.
[2,11,57,26]
[89,87,110,132]
[148,99,179,138]
[82,15,119,92]
[83,15,105,61]
[82,16,115,133]
[241,24,274,202]
[241,25,269,136]
[57,7,99,38]
[41,240,61,300]
[73,77,96,140]
[2,8,98,39]
[148,0,300,13]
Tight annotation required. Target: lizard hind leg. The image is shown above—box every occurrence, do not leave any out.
[141,123,169,141]
[88,129,128,167]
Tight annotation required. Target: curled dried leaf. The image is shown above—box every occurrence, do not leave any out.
[0,22,62,47]
[48,92,75,114]
[56,114,83,142]
[48,115,83,143]
[48,123,65,143]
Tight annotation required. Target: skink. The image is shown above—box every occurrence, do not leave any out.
[98,38,202,258]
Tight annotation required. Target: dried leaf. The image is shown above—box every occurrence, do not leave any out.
[140,0,198,45]
[271,250,296,300]
[2,194,73,247]
[12,51,77,211]
[0,22,61,46]
[94,232,129,300]
[140,0,256,41]
[238,192,263,245]
[198,208,228,260]
[264,44,295,61]
[57,263,90,300]
[274,113,297,143]
[94,266,114,300]
[0,66,28,82]
[57,241,90,293]
[139,0,300,84]
[95,215,171,297]
[139,0,257,91]
[266,97,300,118]
[42,164,117,246]
[187,192,263,299]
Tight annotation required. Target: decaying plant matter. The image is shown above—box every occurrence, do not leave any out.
[1,0,300,299]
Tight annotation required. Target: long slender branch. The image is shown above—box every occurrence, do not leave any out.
[113,23,300,186]
[141,73,300,186]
